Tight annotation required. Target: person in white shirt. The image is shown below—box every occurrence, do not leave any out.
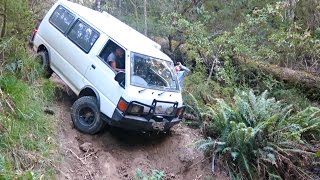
[175,62,190,90]
[107,47,125,72]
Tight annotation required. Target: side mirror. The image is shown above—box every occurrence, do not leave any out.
[114,72,125,88]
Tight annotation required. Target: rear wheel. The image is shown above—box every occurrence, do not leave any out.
[71,96,103,134]
[36,51,53,78]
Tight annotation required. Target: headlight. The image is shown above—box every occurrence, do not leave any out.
[165,106,174,115]
[127,104,144,114]
[155,105,163,114]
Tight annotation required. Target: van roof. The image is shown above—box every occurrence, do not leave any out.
[59,0,172,62]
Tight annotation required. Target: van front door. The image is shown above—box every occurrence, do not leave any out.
[84,39,126,118]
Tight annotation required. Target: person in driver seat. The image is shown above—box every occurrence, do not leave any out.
[107,47,125,72]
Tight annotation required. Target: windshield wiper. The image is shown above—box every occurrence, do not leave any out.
[158,91,165,96]
[138,88,148,93]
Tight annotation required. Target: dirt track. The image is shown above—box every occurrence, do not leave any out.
[50,74,219,180]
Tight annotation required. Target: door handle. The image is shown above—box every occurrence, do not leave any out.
[91,64,96,69]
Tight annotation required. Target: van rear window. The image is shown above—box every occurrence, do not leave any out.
[67,20,100,53]
[49,5,75,33]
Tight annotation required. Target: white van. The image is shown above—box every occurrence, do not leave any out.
[30,0,185,134]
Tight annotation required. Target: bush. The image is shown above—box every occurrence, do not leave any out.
[271,88,311,111]
[183,71,235,128]
[196,89,320,179]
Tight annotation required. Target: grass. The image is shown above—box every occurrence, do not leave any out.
[0,49,58,179]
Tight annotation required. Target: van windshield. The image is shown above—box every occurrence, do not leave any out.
[130,52,179,91]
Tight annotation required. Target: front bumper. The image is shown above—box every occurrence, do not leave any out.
[102,109,181,131]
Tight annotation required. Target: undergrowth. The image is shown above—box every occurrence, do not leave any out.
[0,43,58,179]
[195,89,320,179]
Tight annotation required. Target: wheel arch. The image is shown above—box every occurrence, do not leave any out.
[79,86,100,108]
[37,44,48,53]
[37,44,50,60]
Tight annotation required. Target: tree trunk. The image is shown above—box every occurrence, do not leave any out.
[128,0,138,20]
[168,35,172,52]
[287,0,297,21]
[144,0,147,36]
[95,0,101,11]
[235,56,320,99]
[207,57,216,85]
[118,0,122,16]
[181,0,201,16]
[0,0,6,38]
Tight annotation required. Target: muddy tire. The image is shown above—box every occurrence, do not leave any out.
[36,51,53,78]
[71,96,103,134]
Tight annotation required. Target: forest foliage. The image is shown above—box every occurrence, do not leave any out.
[0,0,319,179]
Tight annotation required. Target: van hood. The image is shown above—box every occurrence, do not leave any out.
[122,86,183,107]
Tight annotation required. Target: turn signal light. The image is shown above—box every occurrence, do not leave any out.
[117,99,128,112]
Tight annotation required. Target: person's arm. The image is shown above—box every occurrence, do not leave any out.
[108,53,125,72]
[177,62,190,75]
[110,61,125,72]
[180,64,190,74]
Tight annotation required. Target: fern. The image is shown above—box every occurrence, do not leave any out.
[4,60,23,73]
[196,89,320,179]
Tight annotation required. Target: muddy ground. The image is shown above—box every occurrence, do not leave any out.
[50,74,225,180]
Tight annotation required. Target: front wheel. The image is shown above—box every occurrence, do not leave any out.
[71,96,103,134]
[36,51,53,78]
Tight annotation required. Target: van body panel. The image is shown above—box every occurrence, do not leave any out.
[84,58,125,118]
[33,32,81,94]
[57,0,170,61]
[35,3,87,94]
[122,86,183,108]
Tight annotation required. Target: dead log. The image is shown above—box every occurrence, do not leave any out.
[235,56,320,99]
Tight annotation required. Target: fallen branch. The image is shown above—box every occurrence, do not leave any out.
[235,56,320,99]
[83,151,97,162]
[188,156,211,170]
[86,169,94,180]
[178,156,211,174]
[65,148,87,165]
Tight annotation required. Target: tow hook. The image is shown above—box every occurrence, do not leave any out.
[152,122,165,131]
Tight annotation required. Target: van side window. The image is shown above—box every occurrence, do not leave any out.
[99,40,125,72]
[67,20,100,53]
[49,5,75,33]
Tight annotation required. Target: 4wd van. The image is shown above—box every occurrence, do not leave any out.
[30,0,185,134]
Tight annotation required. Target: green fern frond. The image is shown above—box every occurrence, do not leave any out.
[267,172,282,180]
[241,152,254,180]
[197,89,319,179]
